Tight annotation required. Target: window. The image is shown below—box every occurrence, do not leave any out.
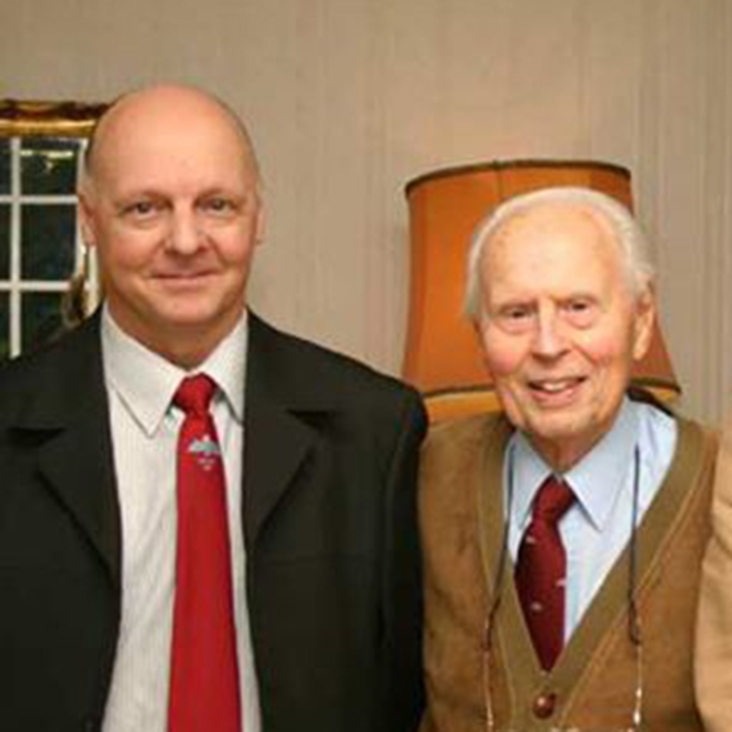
[0,100,107,358]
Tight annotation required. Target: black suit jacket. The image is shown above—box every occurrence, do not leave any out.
[0,312,427,732]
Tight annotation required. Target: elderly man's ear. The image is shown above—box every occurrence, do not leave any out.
[632,286,657,362]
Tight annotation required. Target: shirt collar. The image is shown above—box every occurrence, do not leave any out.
[101,306,248,436]
[199,317,247,423]
[510,397,639,532]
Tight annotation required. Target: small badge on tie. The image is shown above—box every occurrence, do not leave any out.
[187,435,222,471]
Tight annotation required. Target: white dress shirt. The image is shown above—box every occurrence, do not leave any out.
[505,397,678,641]
[101,307,261,732]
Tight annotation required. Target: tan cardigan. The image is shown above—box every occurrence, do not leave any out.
[419,411,715,731]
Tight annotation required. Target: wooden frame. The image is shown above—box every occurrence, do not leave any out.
[0,99,107,138]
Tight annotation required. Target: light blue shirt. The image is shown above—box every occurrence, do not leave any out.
[505,397,677,641]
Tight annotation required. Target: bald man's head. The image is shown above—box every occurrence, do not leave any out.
[77,83,265,368]
[81,84,261,196]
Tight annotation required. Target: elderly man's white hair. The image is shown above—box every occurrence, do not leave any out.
[463,186,655,321]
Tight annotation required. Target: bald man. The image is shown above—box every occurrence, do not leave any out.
[0,85,426,732]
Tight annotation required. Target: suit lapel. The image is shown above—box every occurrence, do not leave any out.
[11,315,121,587]
[243,314,330,549]
[243,393,315,547]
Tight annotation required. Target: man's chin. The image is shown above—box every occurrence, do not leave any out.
[131,305,240,341]
[149,298,241,328]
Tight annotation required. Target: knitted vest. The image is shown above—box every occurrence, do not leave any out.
[419,411,715,731]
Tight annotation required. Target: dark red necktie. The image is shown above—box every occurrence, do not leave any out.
[515,476,574,671]
[168,374,241,732]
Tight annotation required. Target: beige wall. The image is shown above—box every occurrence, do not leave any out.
[3,0,731,422]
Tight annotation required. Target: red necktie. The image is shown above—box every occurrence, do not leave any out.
[168,374,241,732]
[515,476,574,671]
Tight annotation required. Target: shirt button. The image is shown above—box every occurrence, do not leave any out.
[533,692,557,719]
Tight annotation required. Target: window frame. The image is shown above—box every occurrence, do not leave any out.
[0,99,107,357]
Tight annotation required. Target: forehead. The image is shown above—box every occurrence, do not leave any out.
[483,204,624,295]
[90,95,256,193]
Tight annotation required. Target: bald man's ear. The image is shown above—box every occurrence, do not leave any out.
[77,188,98,249]
[632,284,656,362]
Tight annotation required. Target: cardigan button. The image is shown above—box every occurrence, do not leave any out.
[533,692,557,719]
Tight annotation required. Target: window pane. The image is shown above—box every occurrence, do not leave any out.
[0,204,9,279]
[21,204,76,280]
[0,294,8,359]
[21,137,80,195]
[0,139,10,195]
[22,291,64,352]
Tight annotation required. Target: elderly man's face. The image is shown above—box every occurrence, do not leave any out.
[79,87,263,366]
[477,204,654,470]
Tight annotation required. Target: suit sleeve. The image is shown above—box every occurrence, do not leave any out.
[380,387,428,732]
[696,413,732,732]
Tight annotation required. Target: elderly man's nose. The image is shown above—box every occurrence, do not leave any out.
[533,310,567,357]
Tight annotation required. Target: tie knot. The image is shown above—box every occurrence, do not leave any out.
[174,374,217,416]
[532,476,574,524]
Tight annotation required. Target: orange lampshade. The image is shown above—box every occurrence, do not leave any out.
[402,160,680,422]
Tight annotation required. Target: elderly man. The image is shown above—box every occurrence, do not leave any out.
[419,187,715,731]
[0,85,426,732]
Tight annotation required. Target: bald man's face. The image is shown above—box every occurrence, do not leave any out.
[79,91,263,365]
